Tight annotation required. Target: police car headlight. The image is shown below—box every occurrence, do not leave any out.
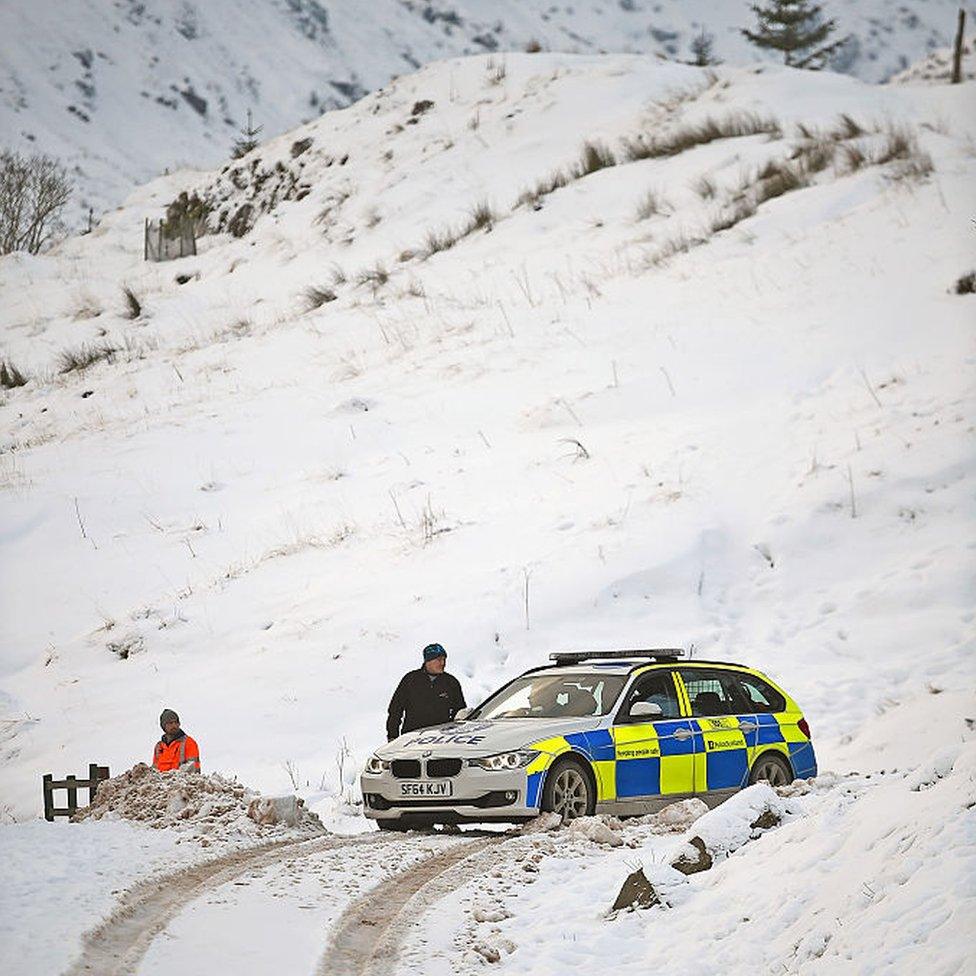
[468,750,539,771]
[365,755,390,774]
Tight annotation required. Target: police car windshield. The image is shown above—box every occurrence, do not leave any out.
[472,673,626,720]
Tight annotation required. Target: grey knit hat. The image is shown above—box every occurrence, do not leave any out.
[159,708,180,730]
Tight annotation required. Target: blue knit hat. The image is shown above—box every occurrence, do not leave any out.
[423,643,447,661]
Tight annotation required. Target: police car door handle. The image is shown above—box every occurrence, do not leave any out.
[738,721,758,732]
[673,727,694,740]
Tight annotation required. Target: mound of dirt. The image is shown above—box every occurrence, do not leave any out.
[72,763,325,843]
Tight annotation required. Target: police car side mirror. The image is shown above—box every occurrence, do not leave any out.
[630,701,663,718]
[454,707,473,721]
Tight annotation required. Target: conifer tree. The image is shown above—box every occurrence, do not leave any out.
[741,0,847,69]
[232,110,263,159]
[690,29,716,66]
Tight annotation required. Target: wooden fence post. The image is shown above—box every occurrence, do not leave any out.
[43,773,54,822]
[952,8,966,84]
[65,775,78,814]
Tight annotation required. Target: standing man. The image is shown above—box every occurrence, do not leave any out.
[386,643,466,740]
[153,708,201,772]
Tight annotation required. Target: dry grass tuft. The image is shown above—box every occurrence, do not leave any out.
[304,285,338,310]
[58,341,119,374]
[0,359,28,388]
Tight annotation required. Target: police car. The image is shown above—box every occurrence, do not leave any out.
[361,649,816,829]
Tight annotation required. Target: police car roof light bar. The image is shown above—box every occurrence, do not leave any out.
[548,648,685,665]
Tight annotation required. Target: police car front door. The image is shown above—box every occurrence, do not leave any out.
[611,671,695,803]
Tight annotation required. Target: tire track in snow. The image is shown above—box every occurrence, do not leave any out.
[317,835,510,976]
[63,832,396,976]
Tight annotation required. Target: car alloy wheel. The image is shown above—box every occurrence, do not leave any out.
[548,763,591,821]
[750,754,793,787]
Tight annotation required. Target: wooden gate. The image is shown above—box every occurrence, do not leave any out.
[42,764,110,821]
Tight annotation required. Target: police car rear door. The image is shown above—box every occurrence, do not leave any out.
[610,670,695,805]
[677,668,751,797]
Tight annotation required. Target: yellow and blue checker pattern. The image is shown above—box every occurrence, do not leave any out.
[523,668,816,806]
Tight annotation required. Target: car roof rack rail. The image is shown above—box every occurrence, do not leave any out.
[548,649,686,666]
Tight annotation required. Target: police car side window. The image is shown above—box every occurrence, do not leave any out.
[733,673,786,713]
[620,672,680,721]
[680,670,738,716]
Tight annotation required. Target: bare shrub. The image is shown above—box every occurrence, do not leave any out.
[953,271,976,294]
[691,174,717,199]
[620,112,781,162]
[576,140,616,177]
[635,189,670,221]
[58,342,119,374]
[304,285,337,310]
[0,359,28,388]
[0,151,73,255]
[122,286,142,319]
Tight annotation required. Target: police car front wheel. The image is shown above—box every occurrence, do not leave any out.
[542,759,594,821]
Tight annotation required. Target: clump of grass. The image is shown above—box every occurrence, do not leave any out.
[463,199,496,234]
[953,271,976,295]
[575,140,616,177]
[0,359,28,388]
[691,174,717,199]
[831,114,866,140]
[620,112,782,162]
[329,263,347,286]
[753,160,807,204]
[58,341,119,374]
[644,230,709,269]
[486,60,507,85]
[838,143,867,173]
[794,139,836,175]
[874,125,933,180]
[422,226,459,259]
[515,167,571,209]
[635,189,670,221]
[709,197,758,234]
[122,286,141,319]
[354,261,390,290]
[304,285,337,310]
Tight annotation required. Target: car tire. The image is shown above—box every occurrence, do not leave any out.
[541,757,595,821]
[376,820,409,831]
[748,752,794,787]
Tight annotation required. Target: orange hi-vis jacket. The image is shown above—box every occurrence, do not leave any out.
[153,732,201,772]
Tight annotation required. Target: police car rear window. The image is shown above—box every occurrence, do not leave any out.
[732,672,786,713]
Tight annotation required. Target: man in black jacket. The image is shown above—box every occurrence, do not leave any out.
[386,643,466,740]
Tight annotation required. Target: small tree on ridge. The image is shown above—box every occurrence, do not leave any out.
[742,0,847,69]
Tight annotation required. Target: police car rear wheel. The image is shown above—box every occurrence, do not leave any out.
[542,759,593,821]
[749,753,793,787]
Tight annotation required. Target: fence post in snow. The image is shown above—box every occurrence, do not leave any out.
[952,9,966,84]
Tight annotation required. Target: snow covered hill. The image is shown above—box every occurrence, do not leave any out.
[1,0,971,223]
[0,51,973,974]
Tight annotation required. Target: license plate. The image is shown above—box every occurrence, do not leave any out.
[399,781,453,798]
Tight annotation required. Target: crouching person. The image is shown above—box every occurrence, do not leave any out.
[153,708,201,772]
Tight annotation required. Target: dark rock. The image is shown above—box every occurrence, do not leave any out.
[612,867,660,911]
[670,835,713,875]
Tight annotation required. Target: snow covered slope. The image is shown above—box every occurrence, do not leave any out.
[1,0,971,222]
[1,53,973,835]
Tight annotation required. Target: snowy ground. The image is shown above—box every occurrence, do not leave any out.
[1,50,974,975]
